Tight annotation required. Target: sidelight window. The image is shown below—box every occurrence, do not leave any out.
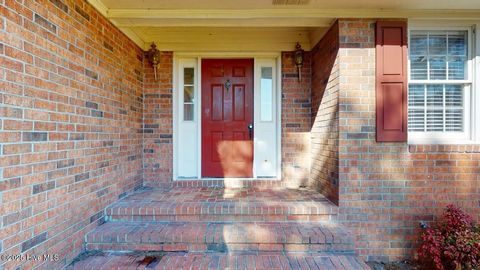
[183,67,195,121]
[260,67,273,122]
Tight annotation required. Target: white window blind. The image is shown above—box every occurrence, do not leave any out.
[408,84,464,132]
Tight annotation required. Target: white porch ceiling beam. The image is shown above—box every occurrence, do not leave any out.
[112,18,333,28]
[106,8,480,20]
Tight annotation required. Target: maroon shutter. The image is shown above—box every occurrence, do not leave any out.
[375,21,408,142]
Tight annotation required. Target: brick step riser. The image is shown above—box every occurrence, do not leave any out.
[85,243,355,254]
[106,206,337,216]
[106,214,336,222]
[145,181,289,189]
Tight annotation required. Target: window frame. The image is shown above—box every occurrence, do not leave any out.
[407,25,477,144]
[180,66,197,122]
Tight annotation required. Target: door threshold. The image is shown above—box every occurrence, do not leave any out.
[174,178,280,181]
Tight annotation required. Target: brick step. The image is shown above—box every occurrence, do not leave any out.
[106,202,337,222]
[68,251,370,270]
[85,221,355,254]
[106,186,338,222]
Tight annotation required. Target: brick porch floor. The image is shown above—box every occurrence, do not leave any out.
[68,252,370,269]
[69,183,370,269]
[106,185,338,222]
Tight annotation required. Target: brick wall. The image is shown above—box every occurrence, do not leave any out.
[142,52,173,186]
[9,2,477,264]
[310,21,340,204]
[281,52,312,186]
[337,19,480,261]
[141,52,312,186]
[0,0,143,268]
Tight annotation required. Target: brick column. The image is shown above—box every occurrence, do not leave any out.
[142,52,173,186]
[310,21,340,204]
[281,52,311,187]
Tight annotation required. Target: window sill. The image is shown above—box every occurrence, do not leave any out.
[408,143,480,153]
[408,138,480,145]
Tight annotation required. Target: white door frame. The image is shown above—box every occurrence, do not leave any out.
[173,52,282,180]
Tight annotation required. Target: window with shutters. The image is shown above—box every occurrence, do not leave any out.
[408,28,473,143]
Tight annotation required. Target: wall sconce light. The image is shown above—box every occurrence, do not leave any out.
[147,42,161,81]
[294,42,304,82]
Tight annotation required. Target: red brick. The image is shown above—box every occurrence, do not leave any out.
[336,18,480,262]
[3,143,32,154]
[0,0,144,268]
[0,132,21,142]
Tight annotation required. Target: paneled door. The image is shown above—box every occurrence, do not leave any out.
[201,59,254,177]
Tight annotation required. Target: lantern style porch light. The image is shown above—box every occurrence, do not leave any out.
[147,43,161,81]
[294,42,304,82]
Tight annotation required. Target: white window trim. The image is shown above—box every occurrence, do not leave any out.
[254,58,279,178]
[475,24,480,142]
[407,23,480,145]
[174,58,199,178]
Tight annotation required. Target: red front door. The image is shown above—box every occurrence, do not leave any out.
[201,59,254,178]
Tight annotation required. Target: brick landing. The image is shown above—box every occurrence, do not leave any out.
[68,252,370,270]
[106,186,337,222]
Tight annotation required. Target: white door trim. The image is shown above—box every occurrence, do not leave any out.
[173,52,282,180]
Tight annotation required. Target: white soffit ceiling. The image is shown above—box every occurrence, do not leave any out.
[86,0,480,50]
[128,27,315,52]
